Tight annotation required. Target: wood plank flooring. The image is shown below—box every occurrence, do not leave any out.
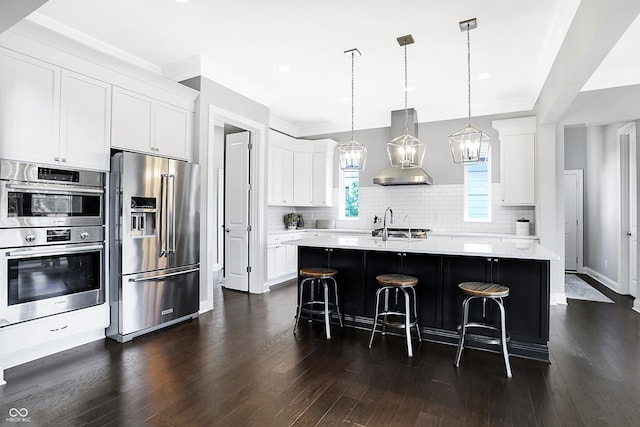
[1,275,640,426]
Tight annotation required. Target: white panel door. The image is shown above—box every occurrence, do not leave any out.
[629,128,637,298]
[0,48,60,164]
[224,131,250,292]
[59,70,111,171]
[564,172,578,271]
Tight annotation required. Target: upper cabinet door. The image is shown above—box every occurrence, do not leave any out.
[59,70,112,171]
[293,151,313,206]
[154,102,191,160]
[0,48,61,165]
[111,87,153,153]
[500,134,535,205]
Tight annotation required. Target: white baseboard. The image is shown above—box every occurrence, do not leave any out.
[583,267,620,294]
[551,292,568,305]
[633,300,640,314]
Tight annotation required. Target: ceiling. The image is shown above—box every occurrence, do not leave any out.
[21,0,639,136]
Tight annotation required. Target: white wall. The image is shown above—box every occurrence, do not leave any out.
[584,124,622,282]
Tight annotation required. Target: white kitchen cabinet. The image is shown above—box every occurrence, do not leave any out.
[500,134,535,205]
[267,232,302,282]
[0,49,111,171]
[268,130,335,207]
[154,101,193,160]
[0,303,109,383]
[494,116,536,206]
[312,149,333,206]
[111,87,193,160]
[293,151,313,206]
[268,144,294,205]
[59,70,111,171]
[0,48,61,165]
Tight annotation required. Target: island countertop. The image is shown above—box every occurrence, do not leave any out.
[287,235,558,261]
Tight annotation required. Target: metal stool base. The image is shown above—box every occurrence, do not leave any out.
[454,295,512,378]
[368,285,421,357]
[294,276,343,339]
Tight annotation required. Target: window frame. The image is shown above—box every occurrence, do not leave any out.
[463,151,492,222]
[339,169,359,220]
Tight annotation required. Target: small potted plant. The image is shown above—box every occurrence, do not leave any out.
[284,212,299,229]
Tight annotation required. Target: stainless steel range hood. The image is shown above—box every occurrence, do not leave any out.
[373,109,433,185]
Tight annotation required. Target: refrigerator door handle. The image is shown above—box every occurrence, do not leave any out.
[170,174,176,254]
[159,173,169,258]
[128,267,200,282]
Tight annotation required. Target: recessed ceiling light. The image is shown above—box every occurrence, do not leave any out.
[278,65,292,73]
[174,0,189,3]
[478,73,491,80]
[341,96,351,102]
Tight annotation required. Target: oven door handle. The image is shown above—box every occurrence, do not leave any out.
[128,267,200,282]
[6,244,104,258]
[5,183,104,195]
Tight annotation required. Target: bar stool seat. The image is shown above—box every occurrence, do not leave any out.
[454,281,512,378]
[294,267,343,339]
[368,274,421,357]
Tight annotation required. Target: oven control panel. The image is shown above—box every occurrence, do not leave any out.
[0,226,104,248]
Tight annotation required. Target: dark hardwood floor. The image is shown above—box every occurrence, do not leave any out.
[2,276,640,427]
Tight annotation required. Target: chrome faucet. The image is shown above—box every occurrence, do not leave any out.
[382,207,393,241]
[404,214,411,243]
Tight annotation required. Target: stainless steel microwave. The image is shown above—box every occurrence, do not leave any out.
[0,160,104,228]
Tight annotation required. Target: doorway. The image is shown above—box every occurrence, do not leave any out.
[564,170,584,272]
[206,106,267,296]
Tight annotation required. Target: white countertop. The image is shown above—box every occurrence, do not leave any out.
[286,235,558,261]
[269,228,540,241]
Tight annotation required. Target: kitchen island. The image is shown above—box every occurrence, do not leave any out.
[290,235,558,362]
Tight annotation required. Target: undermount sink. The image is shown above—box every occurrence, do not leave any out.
[371,228,430,239]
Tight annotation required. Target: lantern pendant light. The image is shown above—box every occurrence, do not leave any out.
[449,18,491,165]
[387,35,426,169]
[338,48,367,171]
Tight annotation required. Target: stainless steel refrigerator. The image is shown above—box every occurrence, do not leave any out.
[107,152,200,342]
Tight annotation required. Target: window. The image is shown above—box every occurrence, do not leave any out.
[464,155,491,221]
[339,170,359,219]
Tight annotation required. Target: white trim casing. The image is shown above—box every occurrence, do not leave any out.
[206,106,268,295]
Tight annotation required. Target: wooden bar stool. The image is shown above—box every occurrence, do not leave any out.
[454,281,512,378]
[368,273,421,357]
[294,267,343,339]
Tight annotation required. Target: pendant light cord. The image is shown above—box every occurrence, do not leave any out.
[467,21,472,126]
[404,44,409,133]
[351,51,355,142]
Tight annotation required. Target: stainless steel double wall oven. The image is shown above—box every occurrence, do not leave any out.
[0,160,105,327]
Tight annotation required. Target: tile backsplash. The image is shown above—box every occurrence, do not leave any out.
[268,183,535,235]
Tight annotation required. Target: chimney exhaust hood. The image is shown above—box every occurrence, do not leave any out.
[373,109,433,185]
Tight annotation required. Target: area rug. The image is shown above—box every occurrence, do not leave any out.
[565,274,614,303]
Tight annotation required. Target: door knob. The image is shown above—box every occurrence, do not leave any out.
[627,232,632,236]
[225,228,230,232]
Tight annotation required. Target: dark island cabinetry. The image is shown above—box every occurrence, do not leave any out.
[298,246,550,361]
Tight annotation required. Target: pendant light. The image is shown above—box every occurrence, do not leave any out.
[387,35,426,169]
[338,48,367,171]
[449,18,491,164]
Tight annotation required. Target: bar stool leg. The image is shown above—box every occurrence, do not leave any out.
[497,297,512,378]
[455,296,471,367]
[323,280,331,339]
[403,288,413,357]
[330,277,343,327]
[368,287,384,348]
[409,286,421,341]
[294,278,307,334]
